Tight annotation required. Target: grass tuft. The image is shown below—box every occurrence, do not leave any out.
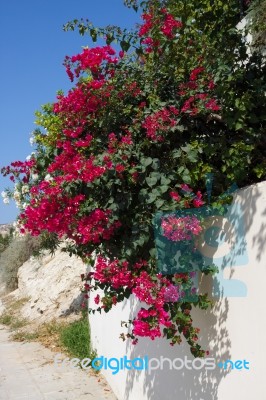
[59,317,94,361]
[0,312,27,329]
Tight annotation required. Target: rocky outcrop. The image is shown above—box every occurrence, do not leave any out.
[0,224,13,236]
[9,248,88,323]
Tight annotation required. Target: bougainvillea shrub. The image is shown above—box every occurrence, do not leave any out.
[1,0,265,357]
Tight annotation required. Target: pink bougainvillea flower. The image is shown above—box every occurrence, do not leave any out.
[161,215,202,242]
[170,191,181,202]
[180,183,193,192]
[164,284,180,302]
[193,191,205,208]
[94,294,100,304]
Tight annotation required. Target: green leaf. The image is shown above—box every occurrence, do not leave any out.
[156,199,164,208]
[141,157,153,167]
[146,190,160,203]
[106,34,114,45]
[235,121,243,130]
[149,248,157,257]
[172,149,182,159]
[187,150,198,163]
[152,158,160,170]
[120,40,131,52]
[79,25,86,36]
[161,175,171,185]
[160,185,169,193]
[146,176,158,187]
[90,29,97,42]
[150,172,161,179]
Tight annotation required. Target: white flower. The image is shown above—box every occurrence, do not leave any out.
[12,221,24,237]
[29,137,35,146]
[1,191,7,198]
[25,152,35,161]
[3,197,10,204]
[31,173,39,181]
[44,174,52,181]
[13,190,20,201]
[21,185,29,194]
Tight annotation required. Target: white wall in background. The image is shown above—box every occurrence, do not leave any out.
[89,180,266,400]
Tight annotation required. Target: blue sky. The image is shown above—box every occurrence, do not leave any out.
[0,0,139,224]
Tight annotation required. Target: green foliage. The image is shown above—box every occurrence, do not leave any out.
[246,0,266,51]
[63,18,140,53]
[0,313,12,325]
[2,0,266,356]
[59,316,94,362]
[0,313,27,330]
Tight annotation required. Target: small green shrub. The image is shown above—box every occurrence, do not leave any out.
[0,313,12,325]
[0,313,27,329]
[59,317,94,361]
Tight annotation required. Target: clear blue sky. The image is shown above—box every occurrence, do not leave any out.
[0,0,138,224]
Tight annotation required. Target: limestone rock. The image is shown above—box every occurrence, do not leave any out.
[13,248,88,323]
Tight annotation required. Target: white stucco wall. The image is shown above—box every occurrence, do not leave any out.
[89,180,266,400]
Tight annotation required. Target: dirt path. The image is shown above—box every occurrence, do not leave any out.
[0,325,117,400]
